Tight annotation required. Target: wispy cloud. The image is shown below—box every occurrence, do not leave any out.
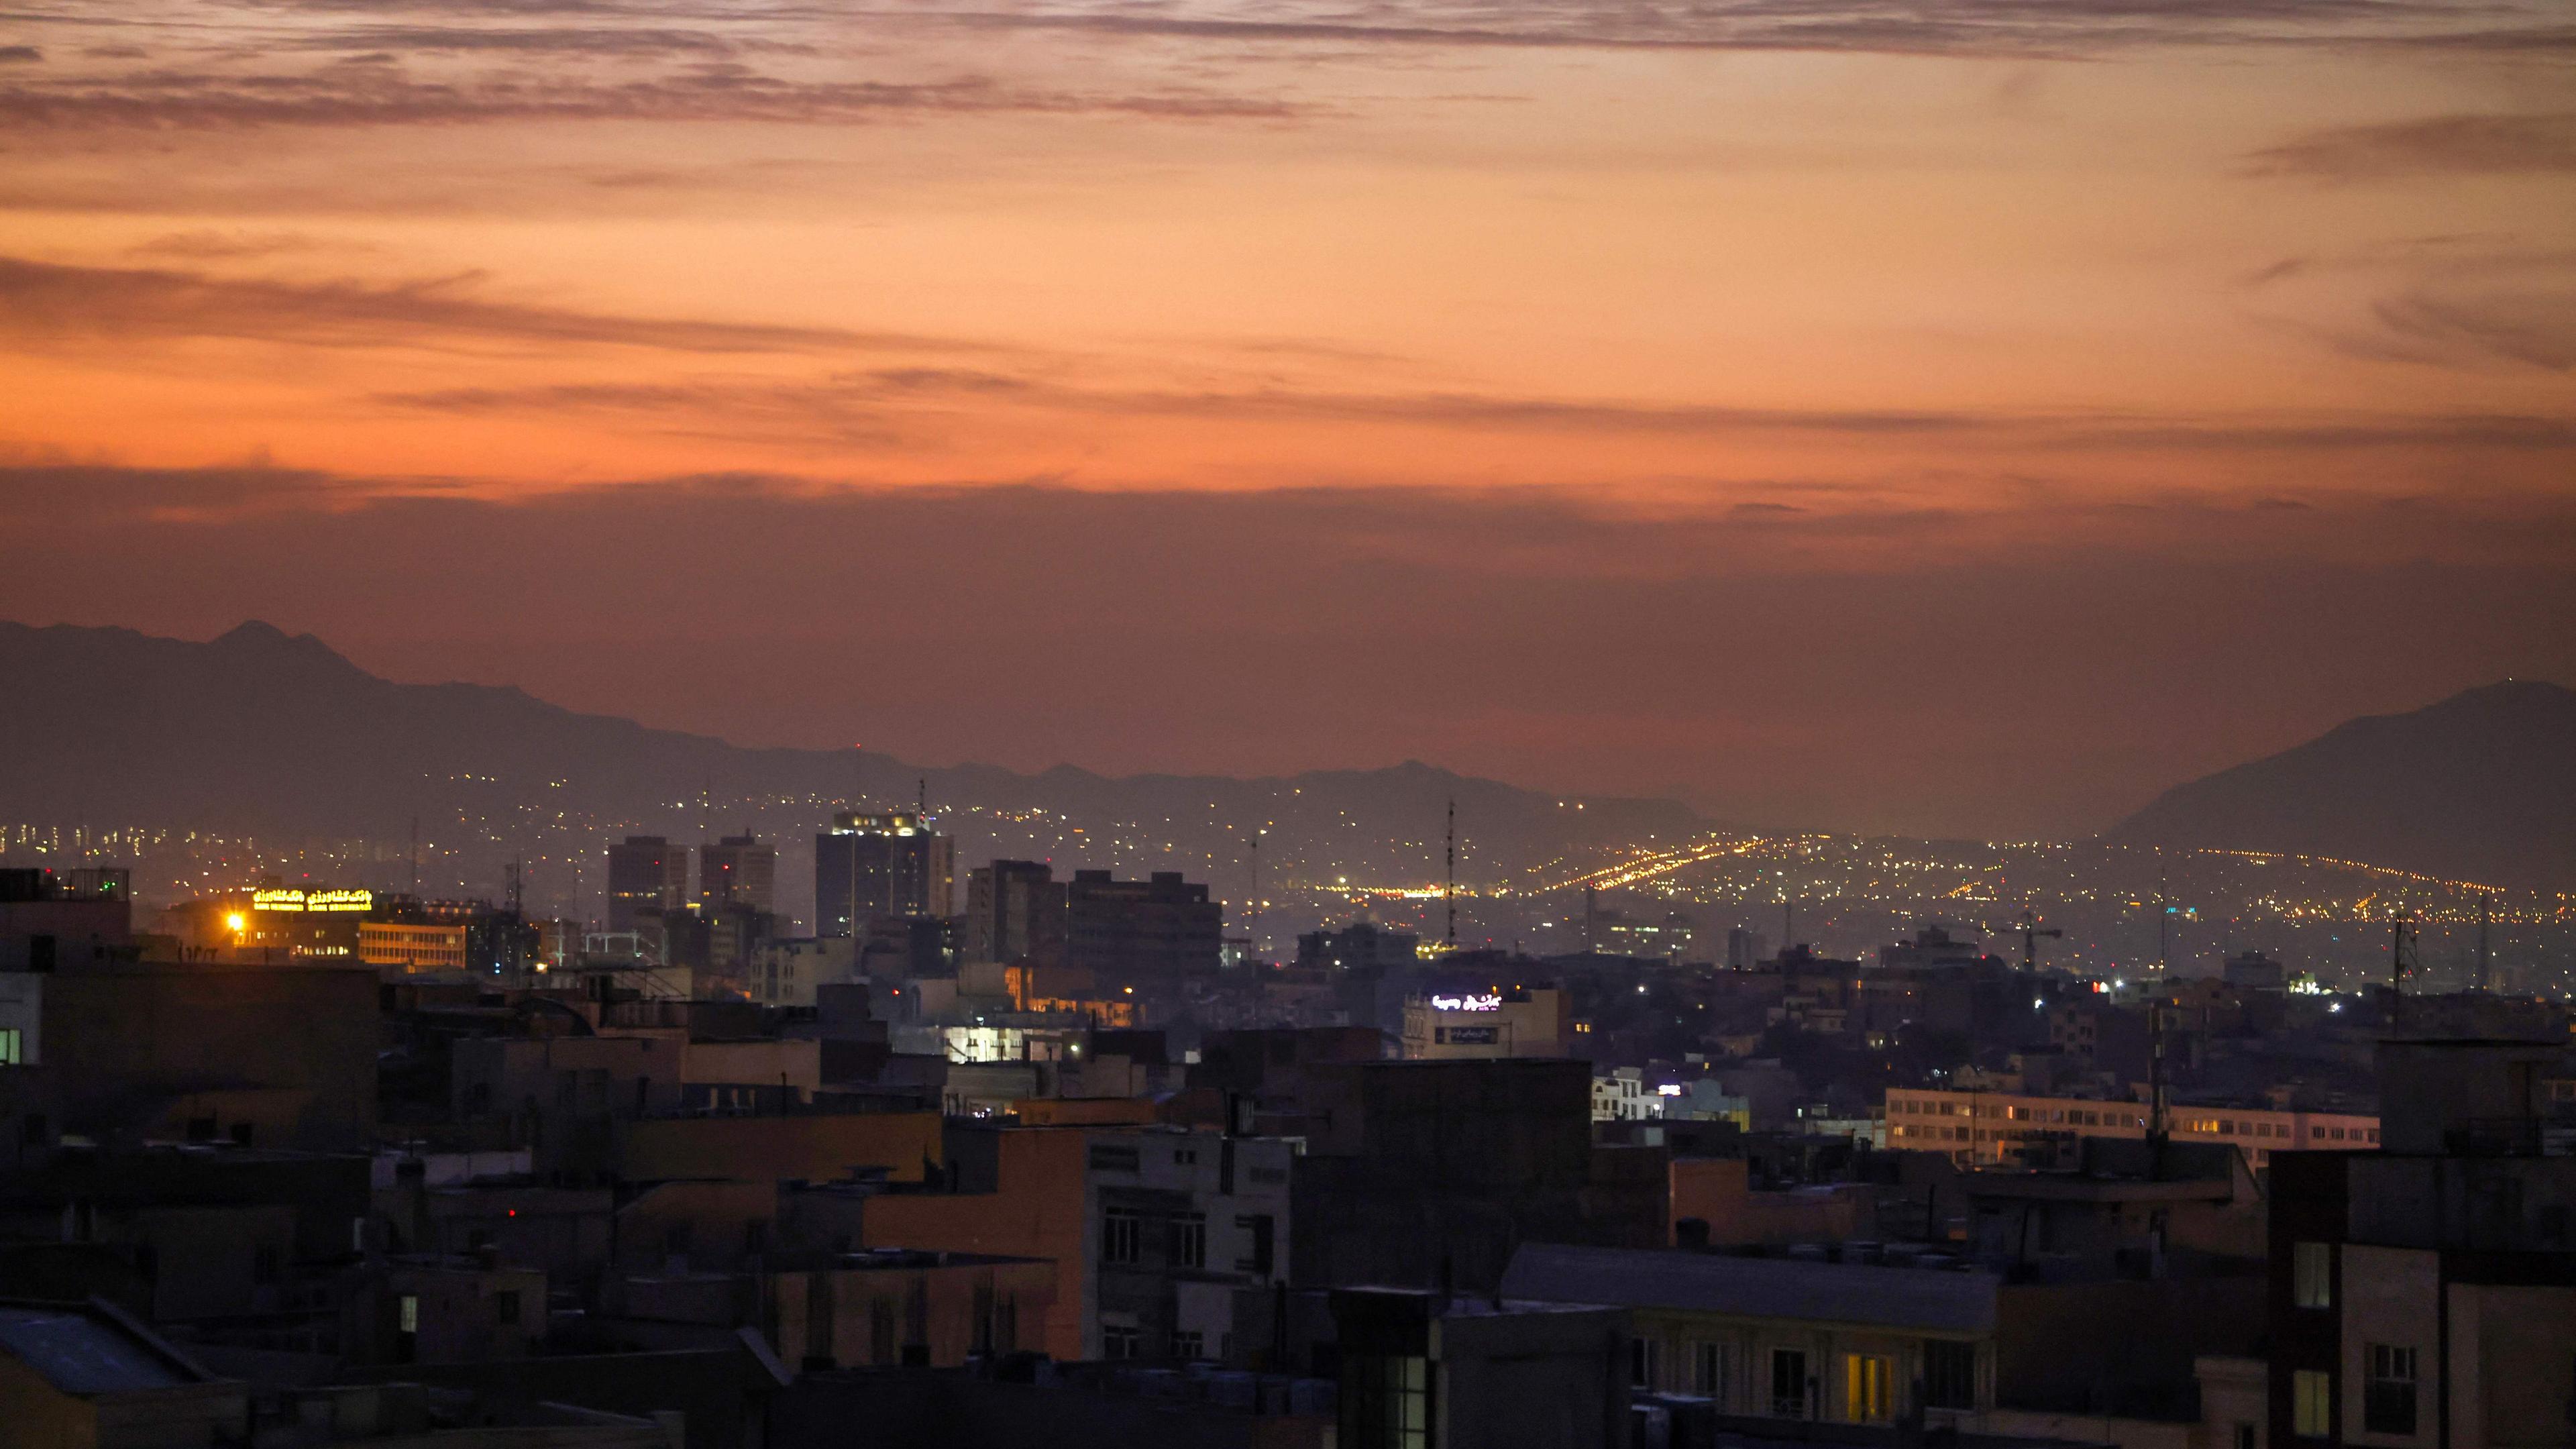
[890,0,2576,60]
[2245,112,2576,179]
[371,364,2576,456]
[0,255,1000,356]
[0,62,1305,129]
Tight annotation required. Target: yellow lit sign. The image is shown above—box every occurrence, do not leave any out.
[250,888,374,914]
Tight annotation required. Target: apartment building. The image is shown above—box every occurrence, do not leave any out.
[2267,1039,2576,1448]
[1887,1089,2379,1170]
[862,1124,1294,1364]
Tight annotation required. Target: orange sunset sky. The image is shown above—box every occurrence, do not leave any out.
[1,0,2571,836]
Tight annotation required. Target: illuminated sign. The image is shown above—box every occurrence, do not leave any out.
[1428,993,1501,1012]
[251,888,374,914]
[1656,1084,1685,1097]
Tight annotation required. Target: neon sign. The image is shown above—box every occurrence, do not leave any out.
[1428,993,1501,1012]
[251,888,373,914]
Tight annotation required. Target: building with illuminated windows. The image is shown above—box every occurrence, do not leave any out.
[1885,1087,2377,1171]
[2267,1039,2576,1448]
[696,833,776,915]
[359,919,469,973]
[814,811,953,938]
[604,835,686,932]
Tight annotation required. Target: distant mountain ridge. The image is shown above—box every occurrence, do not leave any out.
[0,620,1705,895]
[2109,680,2576,892]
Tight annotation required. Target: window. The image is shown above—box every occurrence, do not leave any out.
[1172,1330,1204,1360]
[1102,1209,1142,1265]
[0,1028,19,1065]
[1342,1354,1430,1449]
[1236,1214,1275,1277]
[1923,1340,1977,1409]
[1843,1354,1893,1423]
[1174,1147,1197,1166]
[2233,1424,2255,1449]
[2292,1370,2332,1438]
[1089,1143,1141,1173]
[2292,1242,2332,1309]
[1771,1348,1809,1417]
[2364,1344,2417,1435]
[493,1290,520,1325]
[398,1295,420,1334]
[1168,1212,1206,1270]
[1693,1342,1726,1399]
[1631,1336,1662,1390]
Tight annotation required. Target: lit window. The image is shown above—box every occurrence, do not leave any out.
[1342,1354,1430,1449]
[2292,1370,2332,1438]
[0,1028,19,1066]
[2293,1242,2332,1309]
[1843,1354,1893,1421]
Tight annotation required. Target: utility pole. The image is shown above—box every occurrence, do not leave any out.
[409,815,419,898]
[1248,830,1263,959]
[1444,798,1456,951]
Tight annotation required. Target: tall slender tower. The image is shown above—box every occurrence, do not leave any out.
[1443,798,1456,951]
[2477,895,2493,992]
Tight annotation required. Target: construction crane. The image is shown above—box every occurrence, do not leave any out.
[2008,908,2062,972]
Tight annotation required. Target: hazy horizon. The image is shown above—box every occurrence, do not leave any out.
[3,0,2571,839]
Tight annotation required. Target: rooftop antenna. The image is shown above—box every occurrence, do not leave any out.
[1444,798,1456,951]
[409,815,419,897]
[917,777,926,823]
[2390,909,2415,994]
[2147,997,2170,1167]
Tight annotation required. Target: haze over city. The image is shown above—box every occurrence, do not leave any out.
[3,0,2572,838]
[2,6,2574,1448]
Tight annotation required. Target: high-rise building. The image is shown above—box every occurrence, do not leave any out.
[604,835,686,932]
[963,859,1066,966]
[1065,870,1221,983]
[698,833,777,915]
[814,810,953,939]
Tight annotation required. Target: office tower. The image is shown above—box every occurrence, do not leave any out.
[1065,870,1222,982]
[814,810,953,939]
[698,833,777,915]
[963,859,1067,966]
[1725,927,1770,970]
[604,835,686,932]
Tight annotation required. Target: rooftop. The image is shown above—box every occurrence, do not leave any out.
[1503,1243,1999,1334]
[0,1300,219,1397]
